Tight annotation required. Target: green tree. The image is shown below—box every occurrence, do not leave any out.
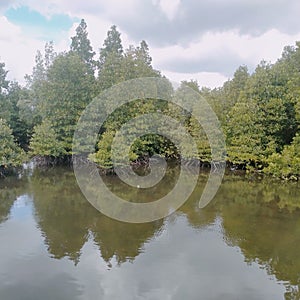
[44,41,56,70]
[98,25,124,90]
[122,41,160,79]
[6,82,32,148]
[0,63,30,148]
[30,120,65,157]
[0,118,25,168]
[0,61,8,90]
[225,101,266,166]
[264,134,300,179]
[70,19,95,73]
[0,61,10,120]
[99,25,123,67]
[243,61,294,150]
[22,43,57,129]
[35,52,95,154]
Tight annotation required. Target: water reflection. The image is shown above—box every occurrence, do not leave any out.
[30,167,164,265]
[0,176,28,224]
[0,167,299,299]
[217,182,300,299]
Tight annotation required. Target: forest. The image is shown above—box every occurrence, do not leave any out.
[1,19,300,179]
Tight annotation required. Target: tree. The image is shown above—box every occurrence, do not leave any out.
[97,25,124,90]
[237,61,292,152]
[22,42,57,130]
[225,101,266,167]
[0,61,9,91]
[33,52,95,154]
[264,134,300,179]
[0,63,30,149]
[0,61,10,120]
[0,118,25,168]
[224,65,249,102]
[25,50,46,86]
[99,25,123,67]
[6,82,32,148]
[122,41,160,79]
[70,19,95,73]
[44,41,56,70]
[30,120,65,157]
[216,65,250,122]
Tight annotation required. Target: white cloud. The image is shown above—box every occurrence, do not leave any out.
[13,0,140,19]
[161,70,228,89]
[0,10,139,85]
[153,0,181,21]
[151,29,300,77]
[59,14,134,56]
[1,1,300,88]
[0,16,44,83]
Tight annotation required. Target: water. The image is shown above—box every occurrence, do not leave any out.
[0,166,299,299]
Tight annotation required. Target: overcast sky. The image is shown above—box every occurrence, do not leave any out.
[1,0,300,88]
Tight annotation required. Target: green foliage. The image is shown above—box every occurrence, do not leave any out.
[0,61,9,90]
[264,134,300,179]
[0,119,25,167]
[122,41,160,79]
[35,52,96,153]
[0,62,10,121]
[97,27,160,91]
[90,130,138,168]
[5,83,32,148]
[30,120,66,157]
[22,42,57,130]
[219,43,300,173]
[2,22,300,179]
[99,25,123,66]
[0,63,31,149]
[70,19,95,73]
[225,101,266,165]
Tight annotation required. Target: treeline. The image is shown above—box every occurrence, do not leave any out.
[206,45,300,179]
[0,19,300,179]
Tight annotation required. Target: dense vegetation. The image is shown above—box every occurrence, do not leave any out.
[1,19,300,179]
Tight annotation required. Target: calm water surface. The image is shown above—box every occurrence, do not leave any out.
[0,166,300,300]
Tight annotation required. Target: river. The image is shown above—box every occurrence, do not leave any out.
[0,166,299,299]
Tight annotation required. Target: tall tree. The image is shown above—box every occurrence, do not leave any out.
[0,62,33,149]
[0,61,10,121]
[70,19,95,73]
[98,25,124,90]
[25,50,46,86]
[44,41,56,70]
[99,25,123,67]
[31,52,95,154]
[122,41,160,79]
[225,101,266,166]
[0,61,9,91]
[6,82,32,149]
[22,43,57,129]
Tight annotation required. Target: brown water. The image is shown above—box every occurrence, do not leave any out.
[0,166,300,300]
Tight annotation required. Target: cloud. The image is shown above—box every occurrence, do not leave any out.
[161,70,228,88]
[5,6,78,41]
[0,16,44,83]
[151,29,300,78]
[1,1,300,88]
[111,0,300,46]
[12,0,140,20]
[7,0,300,47]
[0,0,10,12]
[152,0,181,21]
[60,15,114,55]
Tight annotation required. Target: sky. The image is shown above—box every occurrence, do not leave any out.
[1,0,300,88]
